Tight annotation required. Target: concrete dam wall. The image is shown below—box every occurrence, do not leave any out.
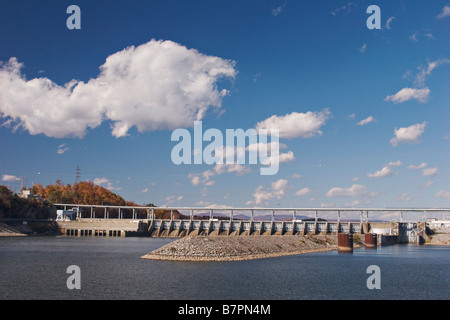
[147,219,372,237]
[57,219,427,244]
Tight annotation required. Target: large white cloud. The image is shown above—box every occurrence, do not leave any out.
[390,122,426,146]
[255,109,331,139]
[0,40,237,138]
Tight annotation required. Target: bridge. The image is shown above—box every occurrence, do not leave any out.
[54,204,450,244]
[54,204,450,221]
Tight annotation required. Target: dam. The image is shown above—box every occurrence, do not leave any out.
[53,204,443,245]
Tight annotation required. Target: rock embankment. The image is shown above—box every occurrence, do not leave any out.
[141,235,337,262]
[0,222,26,237]
[426,226,450,245]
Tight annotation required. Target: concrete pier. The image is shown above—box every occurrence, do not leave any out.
[364,233,377,248]
[337,233,353,253]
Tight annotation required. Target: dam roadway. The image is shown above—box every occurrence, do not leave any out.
[54,204,450,244]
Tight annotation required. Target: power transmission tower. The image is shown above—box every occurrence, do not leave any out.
[75,166,81,184]
[20,177,26,190]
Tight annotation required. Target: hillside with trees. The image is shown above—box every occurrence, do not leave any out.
[31,181,135,206]
[1,181,185,220]
[0,185,54,219]
[30,181,185,219]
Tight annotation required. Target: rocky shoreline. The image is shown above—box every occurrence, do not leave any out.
[425,226,450,245]
[141,235,339,262]
[0,222,26,237]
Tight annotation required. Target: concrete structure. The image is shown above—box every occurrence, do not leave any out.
[56,210,76,221]
[54,204,450,244]
[427,218,450,228]
[57,219,148,237]
[338,233,353,253]
[364,233,377,248]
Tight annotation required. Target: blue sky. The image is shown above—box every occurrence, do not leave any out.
[0,0,449,219]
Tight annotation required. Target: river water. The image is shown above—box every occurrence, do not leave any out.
[0,236,448,300]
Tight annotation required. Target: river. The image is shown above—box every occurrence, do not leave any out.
[0,236,448,300]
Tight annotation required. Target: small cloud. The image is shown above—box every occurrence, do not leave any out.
[247,179,290,205]
[290,173,301,179]
[255,109,331,139]
[141,188,149,193]
[397,193,411,202]
[93,177,121,191]
[435,190,450,199]
[56,143,69,155]
[422,167,438,177]
[424,33,435,40]
[367,161,401,178]
[409,30,436,43]
[437,5,450,19]
[367,166,393,178]
[1,174,21,182]
[164,195,184,206]
[390,122,426,147]
[414,59,450,87]
[358,43,367,53]
[407,162,427,169]
[295,187,311,197]
[357,115,374,126]
[331,2,355,16]
[422,180,434,189]
[409,32,419,42]
[367,160,402,178]
[271,3,286,16]
[385,16,395,29]
[93,177,109,185]
[321,202,335,208]
[325,184,377,198]
[385,88,430,104]
[351,176,359,182]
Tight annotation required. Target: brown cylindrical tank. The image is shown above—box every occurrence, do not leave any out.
[365,233,377,248]
[338,233,353,253]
